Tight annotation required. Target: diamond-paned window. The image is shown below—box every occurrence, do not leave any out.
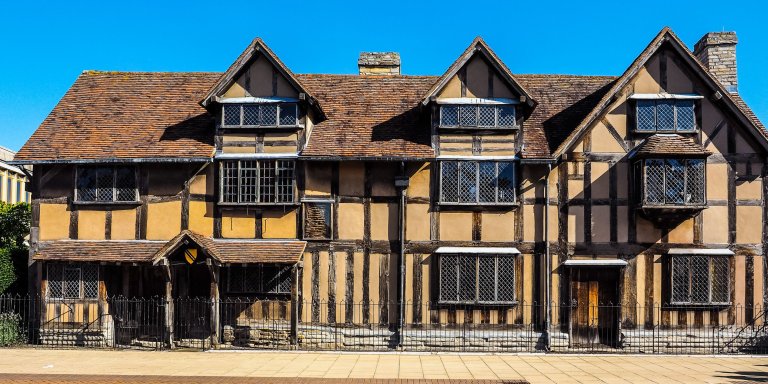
[47,264,98,300]
[76,167,137,203]
[226,265,290,295]
[635,99,697,132]
[439,104,517,129]
[439,254,516,304]
[221,103,299,127]
[220,160,295,204]
[670,255,730,305]
[440,161,516,205]
[641,158,705,206]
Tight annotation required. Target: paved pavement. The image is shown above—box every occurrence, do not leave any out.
[0,349,766,383]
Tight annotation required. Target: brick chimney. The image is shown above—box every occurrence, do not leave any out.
[358,52,400,75]
[694,32,738,93]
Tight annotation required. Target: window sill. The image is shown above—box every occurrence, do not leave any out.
[218,202,300,207]
[632,130,698,134]
[438,126,518,132]
[640,204,708,210]
[434,301,519,308]
[663,302,731,310]
[437,202,519,209]
[220,125,302,131]
[72,201,141,207]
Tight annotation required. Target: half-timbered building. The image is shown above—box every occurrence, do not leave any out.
[12,27,768,351]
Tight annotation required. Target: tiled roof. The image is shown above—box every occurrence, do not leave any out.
[631,134,712,157]
[33,240,165,262]
[213,239,306,264]
[298,74,436,158]
[33,236,306,264]
[516,75,617,158]
[15,71,218,162]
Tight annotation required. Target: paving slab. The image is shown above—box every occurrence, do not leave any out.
[0,349,766,383]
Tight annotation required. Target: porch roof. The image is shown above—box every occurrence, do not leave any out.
[34,236,307,265]
[33,240,165,262]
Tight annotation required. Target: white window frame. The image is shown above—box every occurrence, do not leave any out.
[669,255,731,306]
[219,160,296,205]
[439,104,517,129]
[438,161,517,205]
[221,103,299,128]
[438,253,516,305]
[641,158,706,207]
[635,99,697,133]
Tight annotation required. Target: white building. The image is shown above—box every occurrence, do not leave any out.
[0,146,30,204]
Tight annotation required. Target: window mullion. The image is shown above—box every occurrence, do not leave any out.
[475,256,480,303]
[475,162,480,204]
[256,160,262,203]
[112,168,118,203]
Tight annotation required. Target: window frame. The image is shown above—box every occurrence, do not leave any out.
[639,158,707,207]
[438,161,517,206]
[74,166,139,204]
[221,102,300,128]
[669,255,731,306]
[438,104,517,130]
[218,159,296,205]
[225,264,292,295]
[46,263,99,301]
[301,199,334,240]
[634,99,697,133]
[437,253,517,305]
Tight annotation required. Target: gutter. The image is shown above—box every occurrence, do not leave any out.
[10,157,213,165]
[395,161,409,349]
[544,162,552,350]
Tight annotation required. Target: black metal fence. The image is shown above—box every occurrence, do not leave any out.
[0,294,766,354]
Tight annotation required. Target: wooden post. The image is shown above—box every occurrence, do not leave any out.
[207,259,220,347]
[290,263,300,346]
[162,261,174,349]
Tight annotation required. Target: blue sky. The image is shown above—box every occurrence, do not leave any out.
[1,1,766,152]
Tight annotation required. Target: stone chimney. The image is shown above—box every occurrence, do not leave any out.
[694,32,738,93]
[358,52,400,75]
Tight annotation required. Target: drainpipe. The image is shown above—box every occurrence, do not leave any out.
[544,163,552,350]
[395,162,409,348]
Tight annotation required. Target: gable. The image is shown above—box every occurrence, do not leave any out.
[222,54,299,99]
[423,37,535,108]
[436,55,517,100]
[555,28,768,158]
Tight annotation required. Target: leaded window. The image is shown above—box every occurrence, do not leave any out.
[439,104,516,129]
[226,264,291,294]
[221,103,299,128]
[47,264,99,300]
[76,167,137,203]
[642,158,705,206]
[220,160,295,204]
[636,100,696,132]
[439,161,516,204]
[670,255,730,305]
[438,254,516,304]
[303,201,332,240]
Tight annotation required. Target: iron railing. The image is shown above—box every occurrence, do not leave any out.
[0,295,766,354]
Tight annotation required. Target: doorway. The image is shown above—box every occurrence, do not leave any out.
[171,260,212,345]
[569,267,621,348]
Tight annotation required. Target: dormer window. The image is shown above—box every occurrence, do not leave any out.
[632,95,701,133]
[221,103,298,128]
[639,158,705,207]
[439,103,516,129]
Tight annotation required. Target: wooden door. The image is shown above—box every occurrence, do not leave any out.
[571,280,599,346]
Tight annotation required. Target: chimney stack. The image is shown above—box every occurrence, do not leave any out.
[694,32,738,93]
[358,52,400,76]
